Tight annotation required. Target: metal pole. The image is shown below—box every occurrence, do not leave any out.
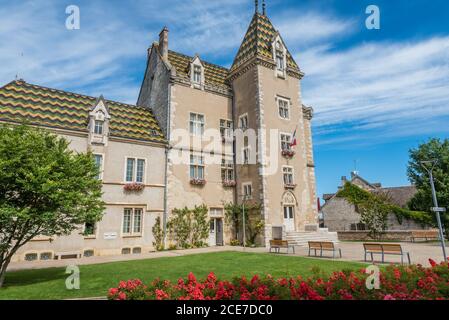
[242,199,246,249]
[428,169,447,261]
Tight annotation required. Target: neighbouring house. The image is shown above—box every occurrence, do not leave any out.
[1,2,328,263]
[321,172,428,233]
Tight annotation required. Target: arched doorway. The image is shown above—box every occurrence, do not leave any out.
[282,191,297,232]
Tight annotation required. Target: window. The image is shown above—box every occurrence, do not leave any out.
[220,119,233,139]
[193,65,202,83]
[243,147,251,165]
[189,113,205,136]
[278,98,290,119]
[121,248,131,255]
[221,159,234,181]
[25,253,38,262]
[94,120,104,135]
[275,41,285,71]
[239,114,248,130]
[283,167,294,185]
[123,208,143,236]
[94,154,103,180]
[136,159,145,183]
[40,252,53,261]
[190,154,205,180]
[133,209,142,234]
[132,247,142,254]
[83,250,94,258]
[280,133,292,151]
[284,206,294,219]
[125,158,146,183]
[243,183,252,199]
[84,222,96,236]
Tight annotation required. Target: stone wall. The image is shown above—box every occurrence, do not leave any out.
[337,230,414,241]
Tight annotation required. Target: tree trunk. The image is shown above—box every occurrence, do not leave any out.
[0,258,11,288]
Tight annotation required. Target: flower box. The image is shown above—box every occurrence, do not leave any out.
[284,183,297,190]
[190,179,206,186]
[281,149,295,158]
[123,183,145,192]
[223,180,237,188]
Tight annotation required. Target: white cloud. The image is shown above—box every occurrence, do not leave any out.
[299,37,449,146]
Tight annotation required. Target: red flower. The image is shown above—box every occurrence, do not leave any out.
[429,259,437,268]
[118,292,127,300]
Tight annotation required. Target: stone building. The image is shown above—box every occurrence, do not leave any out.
[1,2,330,262]
[322,172,426,232]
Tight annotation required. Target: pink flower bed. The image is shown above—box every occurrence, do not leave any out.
[108,259,449,300]
[123,183,145,192]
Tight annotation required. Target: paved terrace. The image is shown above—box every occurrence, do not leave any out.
[7,242,448,272]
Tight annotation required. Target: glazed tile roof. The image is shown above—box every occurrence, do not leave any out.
[231,13,300,73]
[168,50,230,90]
[0,80,166,144]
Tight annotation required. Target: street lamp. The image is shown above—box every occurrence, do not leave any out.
[421,160,447,261]
[239,194,249,249]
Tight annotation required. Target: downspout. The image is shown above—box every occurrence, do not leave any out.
[163,81,172,249]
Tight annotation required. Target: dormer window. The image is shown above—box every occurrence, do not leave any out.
[276,46,284,71]
[273,36,287,78]
[88,96,111,146]
[193,65,202,83]
[190,55,204,89]
[94,120,104,135]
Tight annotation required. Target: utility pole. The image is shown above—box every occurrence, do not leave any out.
[421,160,447,261]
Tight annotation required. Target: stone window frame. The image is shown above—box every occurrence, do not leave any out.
[276,96,291,120]
[221,157,234,182]
[242,182,253,200]
[93,153,104,180]
[124,157,147,184]
[189,112,205,137]
[280,132,292,151]
[272,35,287,79]
[190,153,205,180]
[238,113,249,131]
[122,207,144,237]
[282,166,295,186]
[220,119,234,140]
[190,55,205,89]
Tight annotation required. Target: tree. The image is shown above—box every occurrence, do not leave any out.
[224,202,264,246]
[407,138,449,238]
[358,195,389,240]
[166,205,209,249]
[0,125,105,287]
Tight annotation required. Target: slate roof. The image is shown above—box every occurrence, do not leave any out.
[231,13,300,73]
[0,80,165,144]
[168,50,230,90]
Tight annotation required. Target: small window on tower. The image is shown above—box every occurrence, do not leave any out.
[275,41,285,71]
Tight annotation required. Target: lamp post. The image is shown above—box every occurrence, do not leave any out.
[421,160,447,261]
[239,194,249,249]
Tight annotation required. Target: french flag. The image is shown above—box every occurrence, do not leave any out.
[290,128,297,147]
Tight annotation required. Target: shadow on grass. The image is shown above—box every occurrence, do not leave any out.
[3,267,67,288]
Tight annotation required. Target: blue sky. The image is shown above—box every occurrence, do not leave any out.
[1,0,449,198]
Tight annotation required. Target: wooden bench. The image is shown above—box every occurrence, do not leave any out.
[269,240,295,254]
[411,230,440,242]
[308,241,342,258]
[363,243,411,265]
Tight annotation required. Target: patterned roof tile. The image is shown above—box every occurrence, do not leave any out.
[0,80,166,144]
[231,13,300,72]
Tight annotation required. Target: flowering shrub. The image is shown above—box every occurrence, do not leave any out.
[190,179,206,186]
[123,182,145,192]
[223,180,237,188]
[108,260,449,300]
[281,149,295,158]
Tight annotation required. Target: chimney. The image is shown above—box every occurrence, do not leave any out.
[159,27,169,62]
[341,176,347,186]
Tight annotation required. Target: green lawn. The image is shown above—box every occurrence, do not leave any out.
[0,251,365,300]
